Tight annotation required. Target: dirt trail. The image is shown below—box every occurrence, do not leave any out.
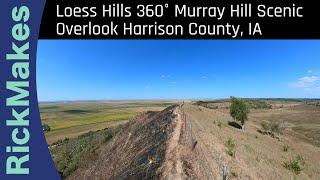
[162,108,184,180]
[183,104,225,179]
[162,104,224,180]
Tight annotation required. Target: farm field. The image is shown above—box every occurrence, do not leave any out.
[40,100,177,144]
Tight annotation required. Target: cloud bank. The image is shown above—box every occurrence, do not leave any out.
[290,74,320,93]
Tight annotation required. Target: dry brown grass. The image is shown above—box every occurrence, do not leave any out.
[181,102,320,179]
[67,106,178,180]
[50,100,320,179]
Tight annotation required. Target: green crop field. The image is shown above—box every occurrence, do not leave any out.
[40,101,176,144]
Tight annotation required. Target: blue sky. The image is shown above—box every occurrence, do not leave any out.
[37,40,320,101]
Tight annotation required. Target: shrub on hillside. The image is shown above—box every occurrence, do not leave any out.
[283,155,304,175]
[43,124,51,132]
[260,121,271,132]
[270,120,287,135]
[231,171,238,177]
[283,144,289,152]
[225,137,236,157]
[259,120,287,138]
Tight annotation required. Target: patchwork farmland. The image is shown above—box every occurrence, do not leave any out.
[40,101,176,144]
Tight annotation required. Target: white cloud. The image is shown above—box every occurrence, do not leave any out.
[170,81,177,84]
[161,74,171,79]
[308,70,313,73]
[299,76,318,83]
[290,75,320,93]
[201,76,208,79]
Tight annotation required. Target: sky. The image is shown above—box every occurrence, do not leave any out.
[37,40,320,101]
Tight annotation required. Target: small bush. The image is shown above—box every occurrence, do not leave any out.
[260,120,287,138]
[283,155,304,175]
[231,171,238,177]
[270,120,287,135]
[43,124,51,132]
[282,144,289,152]
[217,121,222,128]
[225,137,236,157]
[260,121,271,132]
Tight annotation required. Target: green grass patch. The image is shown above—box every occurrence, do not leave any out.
[283,155,304,175]
[41,101,173,145]
[282,144,289,152]
[61,109,98,114]
[48,112,137,131]
[50,125,124,177]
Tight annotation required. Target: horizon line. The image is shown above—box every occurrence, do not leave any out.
[38,97,320,104]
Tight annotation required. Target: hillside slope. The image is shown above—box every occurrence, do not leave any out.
[180,103,320,179]
[67,105,179,179]
[63,103,320,179]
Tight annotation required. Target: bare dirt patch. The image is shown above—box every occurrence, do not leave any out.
[162,108,184,180]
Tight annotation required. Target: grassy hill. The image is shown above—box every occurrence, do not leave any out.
[46,100,320,179]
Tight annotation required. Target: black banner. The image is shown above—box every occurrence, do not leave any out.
[39,0,320,39]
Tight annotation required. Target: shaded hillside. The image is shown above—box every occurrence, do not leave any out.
[67,105,178,180]
[50,126,124,177]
